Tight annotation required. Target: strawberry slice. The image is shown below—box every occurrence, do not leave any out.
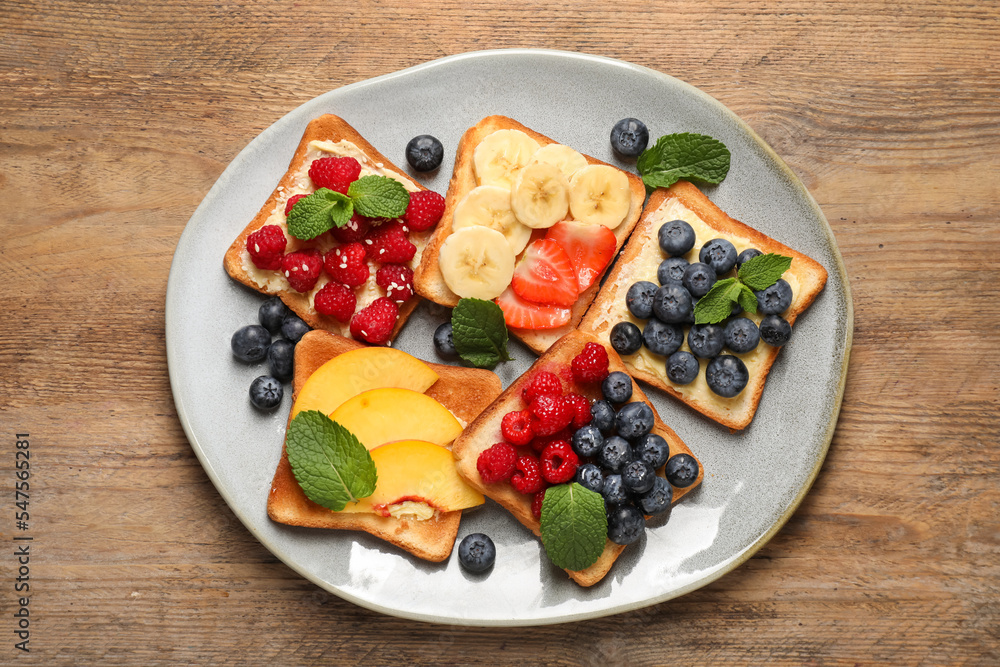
[511,239,579,307]
[496,287,572,330]
[545,220,617,292]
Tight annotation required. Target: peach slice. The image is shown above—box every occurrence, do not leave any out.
[338,440,485,517]
[290,347,439,419]
[329,387,463,450]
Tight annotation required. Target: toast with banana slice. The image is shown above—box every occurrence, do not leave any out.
[267,330,502,562]
[579,181,828,430]
[412,115,646,356]
[450,330,703,586]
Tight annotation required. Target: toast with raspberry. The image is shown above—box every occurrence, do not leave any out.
[578,181,828,430]
[450,330,703,586]
[267,330,502,562]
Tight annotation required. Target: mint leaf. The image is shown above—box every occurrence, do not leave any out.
[637,133,731,190]
[286,188,354,240]
[539,483,608,571]
[737,282,758,314]
[285,410,377,511]
[694,277,739,324]
[451,298,512,369]
[738,253,793,291]
[348,175,410,219]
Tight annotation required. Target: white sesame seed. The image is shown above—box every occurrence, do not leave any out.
[254,244,260,253]
[284,271,290,277]
[365,239,373,245]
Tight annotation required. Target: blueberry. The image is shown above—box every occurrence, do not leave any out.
[610,118,649,158]
[723,317,760,354]
[754,278,793,315]
[666,350,700,385]
[621,459,655,494]
[642,319,684,357]
[601,371,633,404]
[635,433,670,470]
[636,476,673,515]
[601,474,629,506]
[571,425,605,458]
[405,134,444,172]
[590,400,616,435]
[652,283,694,324]
[736,247,763,270]
[259,297,290,333]
[433,321,458,358]
[607,505,646,545]
[705,355,749,398]
[657,256,689,285]
[664,453,700,488]
[457,533,495,573]
[249,375,283,410]
[575,463,605,494]
[730,300,744,318]
[682,262,718,298]
[626,281,658,319]
[598,435,634,473]
[267,338,295,382]
[688,323,725,359]
[610,321,643,355]
[232,325,271,363]
[699,238,738,275]
[615,402,654,442]
[657,219,696,257]
[759,314,792,346]
[281,314,311,343]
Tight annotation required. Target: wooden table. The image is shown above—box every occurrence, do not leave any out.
[3,1,998,664]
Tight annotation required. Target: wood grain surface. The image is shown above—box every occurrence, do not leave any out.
[2,0,998,664]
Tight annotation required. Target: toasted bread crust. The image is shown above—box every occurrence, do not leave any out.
[267,331,502,562]
[579,181,829,430]
[223,114,428,342]
[412,116,647,356]
[450,330,703,586]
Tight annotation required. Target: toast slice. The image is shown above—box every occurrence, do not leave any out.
[223,114,432,343]
[579,181,828,430]
[267,330,502,562]
[451,330,703,586]
[412,115,646,356]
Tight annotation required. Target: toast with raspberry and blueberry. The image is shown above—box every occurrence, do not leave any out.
[224,114,448,346]
[450,330,703,587]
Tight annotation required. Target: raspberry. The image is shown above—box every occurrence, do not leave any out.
[365,221,416,264]
[529,394,574,437]
[330,213,371,244]
[324,242,369,288]
[564,393,592,430]
[500,410,535,447]
[349,297,398,345]
[476,442,517,484]
[530,427,572,453]
[510,455,544,495]
[284,193,309,216]
[402,190,446,231]
[520,371,563,405]
[313,282,356,322]
[308,156,361,194]
[280,249,323,292]
[531,489,546,519]
[375,264,414,303]
[572,342,610,383]
[540,440,579,484]
[245,225,287,271]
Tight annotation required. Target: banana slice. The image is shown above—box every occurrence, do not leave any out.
[511,161,570,229]
[568,164,631,229]
[473,130,541,189]
[452,185,532,255]
[529,143,589,180]
[438,226,516,300]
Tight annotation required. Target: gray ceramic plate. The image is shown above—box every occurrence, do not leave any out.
[165,49,852,626]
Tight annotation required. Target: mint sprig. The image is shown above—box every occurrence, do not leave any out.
[636,133,731,190]
[451,298,512,369]
[285,410,377,511]
[539,483,608,571]
[286,175,410,240]
[693,253,792,324]
[348,175,410,219]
